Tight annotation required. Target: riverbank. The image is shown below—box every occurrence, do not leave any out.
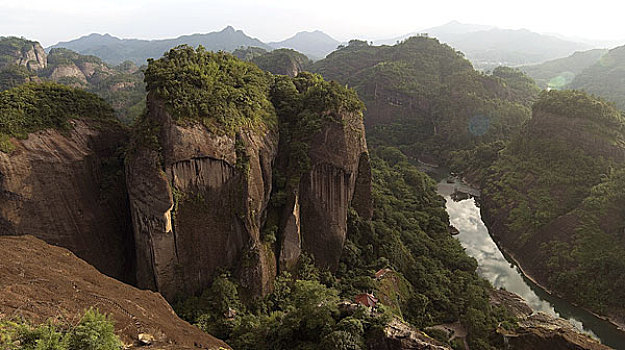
[473,185,625,334]
[438,178,625,349]
[499,242,625,333]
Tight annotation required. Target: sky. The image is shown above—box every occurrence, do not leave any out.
[1,0,624,47]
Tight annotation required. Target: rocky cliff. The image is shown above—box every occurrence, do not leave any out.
[490,290,610,350]
[0,37,46,71]
[0,235,229,349]
[0,84,135,282]
[366,319,451,350]
[280,109,372,271]
[481,90,625,324]
[126,47,371,300]
[127,95,278,299]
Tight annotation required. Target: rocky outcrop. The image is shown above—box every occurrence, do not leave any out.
[490,290,610,350]
[126,96,278,299]
[278,110,372,271]
[48,61,114,85]
[14,42,47,71]
[127,91,372,299]
[0,119,135,282]
[0,235,229,349]
[300,111,372,269]
[366,319,451,350]
[49,62,88,83]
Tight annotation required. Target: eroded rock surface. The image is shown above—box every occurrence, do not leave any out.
[0,119,134,282]
[490,289,611,350]
[127,96,278,299]
[0,235,229,349]
[366,319,451,350]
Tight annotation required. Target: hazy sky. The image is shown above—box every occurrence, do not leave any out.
[1,0,624,47]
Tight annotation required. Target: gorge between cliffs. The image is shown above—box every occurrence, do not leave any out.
[1,36,624,350]
[438,178,625,349]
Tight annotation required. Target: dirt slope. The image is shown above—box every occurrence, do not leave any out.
[0,235,229,349]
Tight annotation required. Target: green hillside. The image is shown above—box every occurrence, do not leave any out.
[312,37,540,163]
[481,90,625,317]
[521,49,607,89]
[570,45,625,109]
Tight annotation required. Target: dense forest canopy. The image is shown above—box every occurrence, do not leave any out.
[0,82,116,152]
[312,36,540,162]
[481,90,625,316]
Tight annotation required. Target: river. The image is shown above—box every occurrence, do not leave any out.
[437,179,625,349]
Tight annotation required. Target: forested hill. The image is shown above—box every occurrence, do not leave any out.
[520,49,607,89]
[379,21,593,69]
[0,37,145,123]
[311,37,540,163]
[480,90,625,323]
[570,45,625,109]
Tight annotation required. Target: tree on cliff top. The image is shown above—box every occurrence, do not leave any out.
[144,45,277,133]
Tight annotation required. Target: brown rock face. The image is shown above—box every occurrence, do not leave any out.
[15,42,47,71]
[126,96,278,299]
[0,120,135,282]
[127,94,372,298]
[50,63,88,83]
[0,235,229,349]
[277,110,372,272]
[490,290,610,350]
[298,111,372,270]
[366,319,451,350]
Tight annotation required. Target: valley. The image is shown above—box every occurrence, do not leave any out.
[1,13,625,350]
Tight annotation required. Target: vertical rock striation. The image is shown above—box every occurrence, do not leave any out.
[298,111,372,270]
[126,96,278,299]
[0,120,134,282]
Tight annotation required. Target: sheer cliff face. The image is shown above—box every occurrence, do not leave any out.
[278,111,372,272]
[126,96,278,299]
[11,42,47,71]
[0,120,134,282]
[127,96,372,299]
[297,111,372,270]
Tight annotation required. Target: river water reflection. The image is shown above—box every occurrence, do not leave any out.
[437,180,625,349]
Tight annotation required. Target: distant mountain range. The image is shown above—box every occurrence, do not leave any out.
[49,27,339,65]
[378,21,600,69]
[269,30,340,60]
[48,21,622,70]
[49,26,272,65]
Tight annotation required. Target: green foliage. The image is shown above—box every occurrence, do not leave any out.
[482,90,625,315]
[175,272,386,350]
[0,65,33,91]
[232,46,269,61]
[533,89,624,124]
[45,48,103,68]
[520,49,607,89]
[311,36,538,162]
[251,49,312,76]
[336,149,505,348]
[570,45,625,110]
[144,45,277,133]
[0,309,121,350]
[65,309,121,350]
[0,82,116,152]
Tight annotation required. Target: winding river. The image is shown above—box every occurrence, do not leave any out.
[437,179,625,349]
